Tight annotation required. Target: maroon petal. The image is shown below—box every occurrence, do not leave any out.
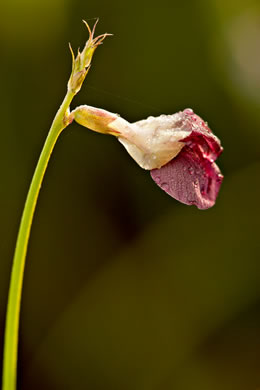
[150,110,223,210]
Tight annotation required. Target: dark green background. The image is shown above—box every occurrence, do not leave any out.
[1,0,260,389]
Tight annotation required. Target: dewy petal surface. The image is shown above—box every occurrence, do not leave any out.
[118,112,193,170]
[150,109,223,209]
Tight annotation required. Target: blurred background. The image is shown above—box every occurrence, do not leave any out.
[1,0,260,389]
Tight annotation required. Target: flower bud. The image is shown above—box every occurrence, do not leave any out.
[67,20,111,94]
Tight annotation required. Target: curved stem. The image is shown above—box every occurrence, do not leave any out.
[2,89,74,390]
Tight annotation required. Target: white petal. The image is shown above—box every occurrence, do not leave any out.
[117,113,192,170]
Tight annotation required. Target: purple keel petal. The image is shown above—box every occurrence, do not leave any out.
[150,110,223,210]
[151,146,223,209]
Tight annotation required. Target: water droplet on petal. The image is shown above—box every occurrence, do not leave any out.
[216,173,223,183]
[188,167,194,175]
[161,182,169,191]
[153,175,160,184]
[184,108,194,115]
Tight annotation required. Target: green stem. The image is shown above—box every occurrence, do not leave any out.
[2,89,74,390]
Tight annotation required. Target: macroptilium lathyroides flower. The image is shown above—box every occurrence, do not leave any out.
[71,105,223,210]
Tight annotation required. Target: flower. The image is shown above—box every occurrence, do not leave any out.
[149,109,223,210]
[71,105,223,209]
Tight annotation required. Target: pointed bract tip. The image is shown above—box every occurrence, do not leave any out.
[82,19,92,37]
[68,42,75,62]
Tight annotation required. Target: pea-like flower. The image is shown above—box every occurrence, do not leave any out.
[71,105,223,209]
